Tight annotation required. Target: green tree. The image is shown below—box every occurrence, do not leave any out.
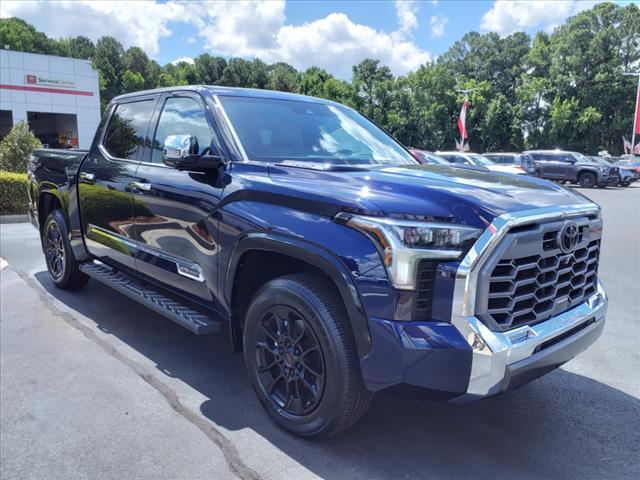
[0,17,59,55]
[483,94,518,151]
[352,59,393,120]
[546,2,640,153]
[0,121,42,173]
[267,63,299,92]
[194,54,227,85]
[299,67,332,97]
[93,36,125,108]
[121,69,144,93]
[220,58,254,87]
[547,97,580,149]
[123,47,157,89]
[58,35,95,59]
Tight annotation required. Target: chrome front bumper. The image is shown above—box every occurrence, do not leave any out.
[449,203,607,401]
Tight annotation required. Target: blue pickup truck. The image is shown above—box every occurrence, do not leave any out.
[27,86,607,438]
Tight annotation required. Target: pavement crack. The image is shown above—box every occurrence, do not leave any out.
[14,268,263,480]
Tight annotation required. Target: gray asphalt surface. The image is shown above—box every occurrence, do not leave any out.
[1,184,639,480]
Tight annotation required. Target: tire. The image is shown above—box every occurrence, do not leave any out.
[243,273,372,438]
[578,172,596,188]
[42,210,89,289]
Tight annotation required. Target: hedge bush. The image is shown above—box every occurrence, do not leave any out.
[0,121,41,173]
[0,170,29,215]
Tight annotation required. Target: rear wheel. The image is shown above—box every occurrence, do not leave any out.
[578,172,596,188]
[243,273,372,438]
[43,210,89,289]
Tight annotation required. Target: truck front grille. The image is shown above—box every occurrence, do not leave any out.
[478,217,601,331]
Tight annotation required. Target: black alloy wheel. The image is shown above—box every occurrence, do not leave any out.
[579,172,596,188]
[45,221,65,280]
[42,210,89,289]
[243,273,372,438]
[255,305,325,416]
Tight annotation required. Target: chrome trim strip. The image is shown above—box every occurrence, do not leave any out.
[87,225,206,283]
[450,203,606,398]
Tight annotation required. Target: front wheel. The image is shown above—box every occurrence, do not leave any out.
[578,172,597,188]
[42,210,89,289]
[243,273,372,438]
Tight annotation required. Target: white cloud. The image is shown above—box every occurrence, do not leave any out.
[395,0,418,37]
[481,0,598,36]
[180,0,430,78]
[1,0,431,78]
[171,56,194,65]
[274,13,429,79]
[0,0,181,56]
[186,37,197,45]
[429,15,448,38]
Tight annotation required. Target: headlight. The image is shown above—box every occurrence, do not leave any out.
[335,213,482,289]
[599,167,608,173]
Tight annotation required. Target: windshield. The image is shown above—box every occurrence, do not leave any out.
[572,152,593,163]
[414,151,448,165]
[218,96,416,165]
[468,154,496,166]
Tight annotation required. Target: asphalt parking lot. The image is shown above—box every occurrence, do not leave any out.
[1,184,639,480]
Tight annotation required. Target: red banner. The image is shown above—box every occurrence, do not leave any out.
[635,86,640,134]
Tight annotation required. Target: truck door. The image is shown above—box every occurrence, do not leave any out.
[78,96,158,270]
[558,153,577,180]
[535,153,561,179]
[129,92,226,304]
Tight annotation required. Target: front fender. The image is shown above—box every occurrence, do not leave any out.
[226,232,374,357]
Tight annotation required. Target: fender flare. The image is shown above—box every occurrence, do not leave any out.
[36,188,69,239]
[226,232,372,358]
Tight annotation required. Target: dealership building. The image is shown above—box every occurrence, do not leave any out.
[0,49,101,149]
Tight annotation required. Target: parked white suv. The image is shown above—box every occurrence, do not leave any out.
[437,152,525,175]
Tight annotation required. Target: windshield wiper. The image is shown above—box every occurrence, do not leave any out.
[276,160,371,171]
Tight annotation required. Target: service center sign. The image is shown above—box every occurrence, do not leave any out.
[25,74,75,89]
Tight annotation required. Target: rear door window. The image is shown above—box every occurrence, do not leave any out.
[102,99,156,160]
[530,153,556,161]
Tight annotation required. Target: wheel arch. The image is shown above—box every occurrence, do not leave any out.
[38,190,65,236]
[576,169,596,180]
[226,233,371,358]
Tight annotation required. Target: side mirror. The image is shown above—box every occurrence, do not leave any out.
[162,134,199,167]
[162,134,225,171]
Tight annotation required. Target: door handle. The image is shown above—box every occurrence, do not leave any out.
[131,181,152,192]
[78,172,95,184]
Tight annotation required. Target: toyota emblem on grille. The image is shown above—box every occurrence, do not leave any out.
[558,222,580,253]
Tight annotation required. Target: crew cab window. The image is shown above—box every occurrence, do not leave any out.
[103,100,155,160]
[151,96,215,163]
[530,153,559,161]
[493,155,515,164]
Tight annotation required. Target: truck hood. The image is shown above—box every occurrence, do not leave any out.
[266,163,592,229]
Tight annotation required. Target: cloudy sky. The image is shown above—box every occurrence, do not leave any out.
[1,0,612,79]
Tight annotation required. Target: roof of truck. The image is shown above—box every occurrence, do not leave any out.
[112,85,341,106]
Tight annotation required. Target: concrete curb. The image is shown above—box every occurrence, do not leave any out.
[0,214,29,224]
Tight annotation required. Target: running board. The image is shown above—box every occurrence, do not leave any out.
[80,262,221,334]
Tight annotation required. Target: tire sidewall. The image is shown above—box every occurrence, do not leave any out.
[579,172,596,188]
[243,281,350,437]
[43,211,75,287]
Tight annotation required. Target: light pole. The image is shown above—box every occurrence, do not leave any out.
[455,87,479,151]
[623,71,640,156]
